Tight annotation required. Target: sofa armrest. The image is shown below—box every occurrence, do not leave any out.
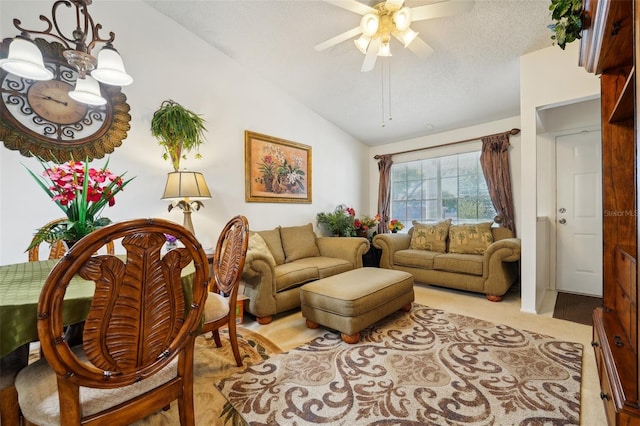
[372,233,411,269]
[316,237,370,268]
[241,251,278,319]
[482,238,521,297]
[484,238,521,263]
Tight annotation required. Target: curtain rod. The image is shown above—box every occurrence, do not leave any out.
[373,128,521,160]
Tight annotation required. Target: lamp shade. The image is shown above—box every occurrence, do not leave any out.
[162,171,211,201]
[68,76,107,105]
[92,47,133,86]
[0,37,53,81]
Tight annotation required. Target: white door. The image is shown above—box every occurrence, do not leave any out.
[556,131,602,296]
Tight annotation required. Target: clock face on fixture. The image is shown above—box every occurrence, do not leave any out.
[0,38,131,162]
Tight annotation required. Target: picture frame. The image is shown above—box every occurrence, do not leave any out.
[244,130,312,203]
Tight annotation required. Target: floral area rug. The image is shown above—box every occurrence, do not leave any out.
[217,304,583,425]
[133,328,281,425]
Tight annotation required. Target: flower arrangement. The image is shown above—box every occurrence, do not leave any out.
[316,204,356,237]
[388,219,404,232]
[25,157,134,251]
[354,214,381,232]
[548,0,583,50]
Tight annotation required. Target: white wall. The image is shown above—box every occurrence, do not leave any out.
[520,43,600,313]
[0,1,369,264]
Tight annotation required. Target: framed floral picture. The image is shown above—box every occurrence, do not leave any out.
[244,130,312,203]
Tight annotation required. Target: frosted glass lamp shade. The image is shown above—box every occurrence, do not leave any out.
[393,8,412,31]
[0,38,53,81]
[354,35,370,54]
[360,14,379,37]
[162,171,211,201]
[397,28,419,47]
[68,76,107,105]
[92,47,133,86]
[378,41,392,57]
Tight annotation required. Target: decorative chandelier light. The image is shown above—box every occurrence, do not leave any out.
[0,0,132,106]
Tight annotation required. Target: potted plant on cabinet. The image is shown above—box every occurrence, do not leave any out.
[151,100,208,171]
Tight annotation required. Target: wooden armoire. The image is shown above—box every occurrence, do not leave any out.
[579,0,639,424]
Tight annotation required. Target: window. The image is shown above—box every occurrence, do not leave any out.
[390,151,496,225]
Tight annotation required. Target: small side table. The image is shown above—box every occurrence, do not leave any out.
[362,246,381,267]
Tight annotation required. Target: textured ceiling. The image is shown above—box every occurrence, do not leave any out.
[146,0,554,146]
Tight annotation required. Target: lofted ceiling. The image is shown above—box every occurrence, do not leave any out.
[145,0,554,146]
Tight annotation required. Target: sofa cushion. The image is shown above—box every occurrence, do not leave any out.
[258,228,285,265]
[274,263,319,292]
[409,219,451,252]
[293,256,353,279]
[246,232,276,268]
[448,222,494,255]
[394,249,439,269]
[280,223,320,262]
[433,253,483,276]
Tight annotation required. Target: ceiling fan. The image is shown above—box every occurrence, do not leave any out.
[315,0,474,72]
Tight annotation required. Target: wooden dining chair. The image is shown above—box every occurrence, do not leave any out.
[201,215,249,367]
[27,218,115,261]
[15,218,209,426]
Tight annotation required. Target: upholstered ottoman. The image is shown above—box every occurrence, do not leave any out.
[300,267,414,343]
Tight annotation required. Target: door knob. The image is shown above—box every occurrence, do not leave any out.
[559,219,567,224]
[559,208,566,213]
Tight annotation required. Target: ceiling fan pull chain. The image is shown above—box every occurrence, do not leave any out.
[381,60,386,127]
[387,58,392,123]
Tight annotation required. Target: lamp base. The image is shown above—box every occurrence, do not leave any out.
[182,210,195,235]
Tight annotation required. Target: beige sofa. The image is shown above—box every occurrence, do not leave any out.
[241,223,370,324]
[372,220,520,301]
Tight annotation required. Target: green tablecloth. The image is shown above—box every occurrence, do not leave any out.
[0,259,197,358]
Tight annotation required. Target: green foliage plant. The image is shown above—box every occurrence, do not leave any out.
[151,100,207,171]
[316,204,357,237]
[548,0,583,50]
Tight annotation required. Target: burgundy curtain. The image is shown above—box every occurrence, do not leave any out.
[480,132,516,236]
[377,155,393,234]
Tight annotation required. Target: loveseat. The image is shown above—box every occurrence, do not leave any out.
[241,223,370,324]
[372,220,520,301]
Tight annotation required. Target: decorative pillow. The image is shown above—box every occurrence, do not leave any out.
[246,232,276,268]
[409,219,452,253]
[257,227,285,265]
[448,222,494,255]
[280,223,320,263]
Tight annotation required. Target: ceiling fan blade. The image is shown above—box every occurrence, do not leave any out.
[407,36,434,59]
[361,38,381,72]
[324,0,376,15]
[384,0,405,12]
[314,27,363,51]
[410,0,474,22]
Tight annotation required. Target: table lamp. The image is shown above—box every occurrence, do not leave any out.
[162,171,211,235]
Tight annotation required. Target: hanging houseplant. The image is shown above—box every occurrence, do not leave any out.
[548,0,583,50]
[151,100,207,171]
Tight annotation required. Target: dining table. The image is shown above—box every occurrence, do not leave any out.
[0,258,198,360]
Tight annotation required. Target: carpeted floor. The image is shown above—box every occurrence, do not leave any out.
[219,303,583,425]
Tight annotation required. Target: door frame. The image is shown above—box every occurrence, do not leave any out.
[547,126,602,293]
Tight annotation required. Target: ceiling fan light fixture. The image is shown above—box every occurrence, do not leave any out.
[360,14,379,37]
[354,35,371,54]
[398,28,419,47]
[393,7,412,32]
[378,41,392,57]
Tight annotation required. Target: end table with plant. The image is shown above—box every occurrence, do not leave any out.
[25,157,134,251]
